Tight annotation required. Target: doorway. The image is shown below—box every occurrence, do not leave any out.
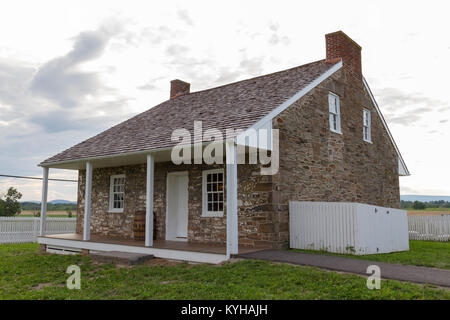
[166,171,189,241]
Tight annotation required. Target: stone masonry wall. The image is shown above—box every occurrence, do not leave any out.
[76,161,277,247]
[270,67,400,246]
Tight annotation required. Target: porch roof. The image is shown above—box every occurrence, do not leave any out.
[40,60,340,167]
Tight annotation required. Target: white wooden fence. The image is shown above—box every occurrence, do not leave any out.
[289,201,409,255]
[408,215,450,241]
[0,217,76,244]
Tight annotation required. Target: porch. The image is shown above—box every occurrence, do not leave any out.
[38,140,242,263]
[37,233,268,264]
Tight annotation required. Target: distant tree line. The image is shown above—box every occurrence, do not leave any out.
[401,200,450,210]
[21,202,77,212]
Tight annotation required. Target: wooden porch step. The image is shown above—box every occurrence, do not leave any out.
[90,251,154,265]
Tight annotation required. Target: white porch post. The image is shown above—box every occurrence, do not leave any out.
[39,167,49,236]
[83,161,93,241]
[145,154,155,247]
[226,140,238,258]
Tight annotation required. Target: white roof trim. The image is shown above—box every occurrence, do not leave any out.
[363,77,410,176]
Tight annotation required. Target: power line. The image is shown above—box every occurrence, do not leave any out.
[0,174,77,183]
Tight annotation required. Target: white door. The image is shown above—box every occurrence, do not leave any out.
[166,172,189,241]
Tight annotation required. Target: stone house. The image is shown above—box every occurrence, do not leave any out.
[37,31,409,263]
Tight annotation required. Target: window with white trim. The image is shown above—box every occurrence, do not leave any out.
[109,174,125,212]
[363,109,372,142]
[202,169,224,217]
[328,92,341,133]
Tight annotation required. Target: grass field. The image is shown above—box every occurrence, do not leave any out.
[406,207,450,211]
[0,243,448,300]
[407,210,450,216]
[19,211,76,218]
[291,240,450,270]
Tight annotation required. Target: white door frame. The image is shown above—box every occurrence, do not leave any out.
[165,171,189,242]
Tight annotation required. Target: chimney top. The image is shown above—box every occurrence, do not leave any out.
[170,79,190,99]
[325,31,362,79]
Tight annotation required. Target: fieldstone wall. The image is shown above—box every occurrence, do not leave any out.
[76,160,275,247]
[76,67,400,249]
[270,67,400,246]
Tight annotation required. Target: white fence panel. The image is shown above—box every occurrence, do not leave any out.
[0,217,76,244]
[289,201,409,255]
[408,215,450,241]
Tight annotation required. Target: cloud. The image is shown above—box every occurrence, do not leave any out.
[215,68,241,84]
[137,83,157,91]
[400,185,422,195]
[30,110,103,133]
[161,42,266,90]
[267,22,290,45]
[377,88,442,112]
[177,9,194,26]
[0,22,136,200]
[165,44,190,58]
[29,23,122,108]
[139,26,182,45]
[377,87,443,125]
[385,113,423,126]
[239,56,265,76]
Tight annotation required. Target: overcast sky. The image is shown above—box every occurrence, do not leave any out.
[0,0,449,201]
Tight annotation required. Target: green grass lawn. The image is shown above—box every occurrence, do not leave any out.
[291,240,450,270]
[19,214,76,218]
[0,243,448,300]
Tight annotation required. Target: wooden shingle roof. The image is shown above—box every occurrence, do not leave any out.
[41,59,340,165]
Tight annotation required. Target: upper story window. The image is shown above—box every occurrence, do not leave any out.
[363,109,372,142]
[328,92,341,134]
[109,174,125,212]
[202,169,224,217]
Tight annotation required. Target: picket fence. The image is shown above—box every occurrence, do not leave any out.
[0,217,76,244]
[408,214,450,242]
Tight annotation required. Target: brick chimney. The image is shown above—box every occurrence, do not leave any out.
[325,31,362,79]
[170,79,190,99]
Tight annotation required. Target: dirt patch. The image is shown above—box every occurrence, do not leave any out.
[216,258,245,266]
[32,282,52,291]
[143,258,183,267]
[159,280,178,285]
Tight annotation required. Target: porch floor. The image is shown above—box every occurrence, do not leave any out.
[41,233,270,255]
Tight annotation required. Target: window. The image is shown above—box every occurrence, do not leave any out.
[202,169,224,217]
[363,109,372,142]
[109,174,125,212]
[328,92,341,133]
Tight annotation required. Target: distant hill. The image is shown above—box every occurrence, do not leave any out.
[20,200,77,212]
[49,200,77,205]
[21,200,76,205]
[401,195,450,203]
